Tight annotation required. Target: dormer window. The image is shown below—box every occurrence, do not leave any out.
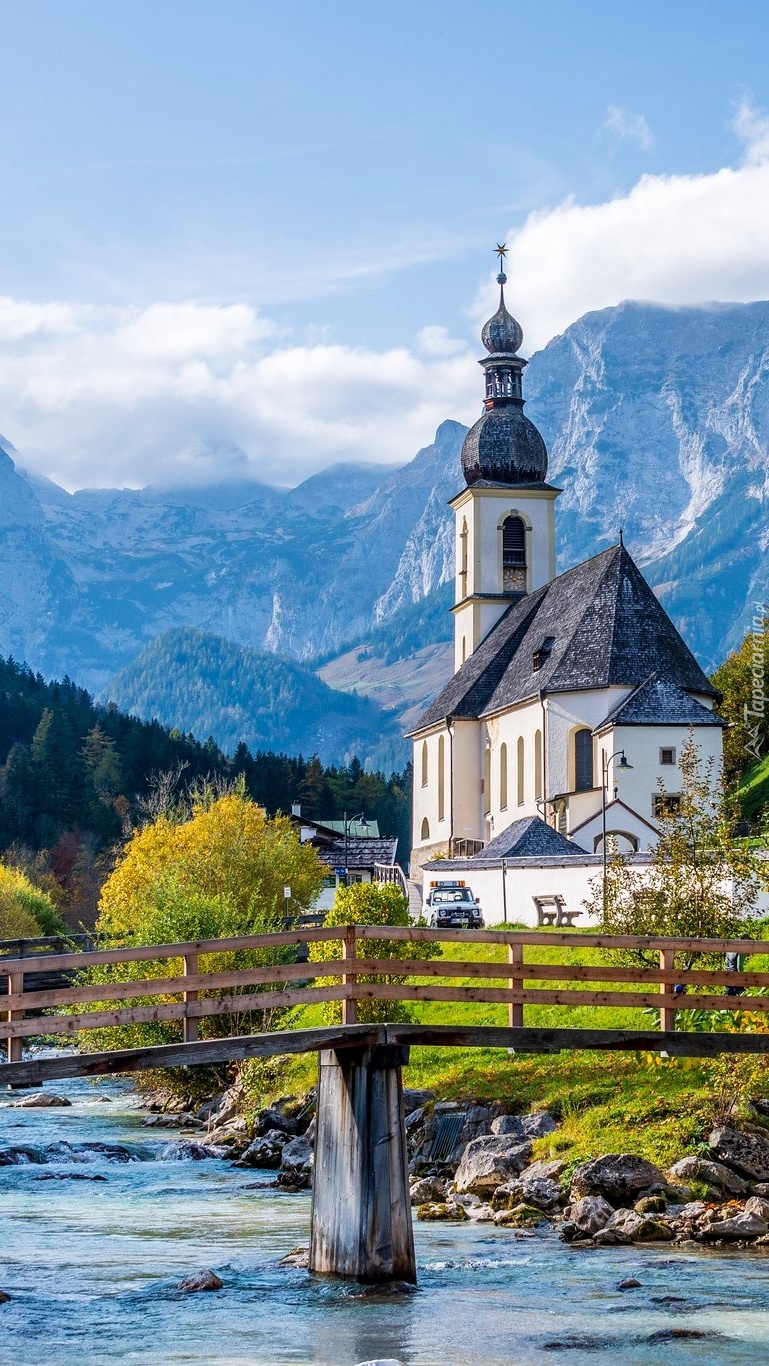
[502,515,526,592]
[532,635,555,672]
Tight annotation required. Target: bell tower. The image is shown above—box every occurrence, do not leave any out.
[451,246,558,672]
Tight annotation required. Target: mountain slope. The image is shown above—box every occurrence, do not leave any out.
[0,299,765,764]
[106,628,407,769]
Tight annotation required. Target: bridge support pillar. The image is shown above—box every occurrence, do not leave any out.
[309,1043,416,1283]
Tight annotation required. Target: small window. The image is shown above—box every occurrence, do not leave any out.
[574,728,594,792]
[438,734,445,822]
[421,816,430,841]
[660,746,676,766]
[500,741,508,810]
[653,793,681,818]
[517,736,525,805]
[421,739,428,788]
[532,636,555,672]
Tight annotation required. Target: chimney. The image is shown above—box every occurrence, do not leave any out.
[291,803,301,817]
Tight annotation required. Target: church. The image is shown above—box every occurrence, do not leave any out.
[408,258,726,905]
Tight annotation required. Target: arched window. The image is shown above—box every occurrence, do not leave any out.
[499,742,508,810]
[438,734,445,822]
[459,518,468,598]
[534,729,543,801]
[421,740,428,788]
[517,736,525,805]
[574,729,594,792]
[421,817,430,841]
[483,746,491,816]
[461,635,467,664]
[502,515,526,592]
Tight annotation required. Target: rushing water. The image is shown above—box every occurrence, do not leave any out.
[4,1075,769,1364]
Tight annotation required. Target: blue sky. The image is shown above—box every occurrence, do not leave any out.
[1,0,769,488]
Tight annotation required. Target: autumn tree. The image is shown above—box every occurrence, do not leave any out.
[712,618,769,786]
[593,736,768,967]
[311,881,438,1025]
[0,862,64,939]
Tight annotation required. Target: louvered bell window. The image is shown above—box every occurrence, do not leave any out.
[502,515,526,592]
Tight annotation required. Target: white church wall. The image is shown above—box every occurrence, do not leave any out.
[545,690,629,799]
[483,701,546,836]
[600,723,724,826]
[452,719,483,838]
[423,853,769,928]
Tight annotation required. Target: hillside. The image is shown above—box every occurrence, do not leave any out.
[106,628,407,770]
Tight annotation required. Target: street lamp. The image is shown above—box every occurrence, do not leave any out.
[343,810,369,885]
[601,748,633,917]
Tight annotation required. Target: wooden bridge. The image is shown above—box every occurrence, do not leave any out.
[4,923,769,1283]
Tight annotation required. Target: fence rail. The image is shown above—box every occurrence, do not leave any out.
[4,923,769,1064]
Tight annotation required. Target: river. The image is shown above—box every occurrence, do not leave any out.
[3,1073,769,1365]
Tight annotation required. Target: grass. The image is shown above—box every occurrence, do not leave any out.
[738,751,769,822]
[240,925,768,1170]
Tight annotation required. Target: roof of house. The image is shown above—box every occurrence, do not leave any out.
[318,818,381,838]
[479,816,583,859]
[409,543,718,734]
[319,836,398,871]
[595,673,727,731]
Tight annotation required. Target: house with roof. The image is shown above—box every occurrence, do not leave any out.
[408,262,726,918]
[288,807,398,910]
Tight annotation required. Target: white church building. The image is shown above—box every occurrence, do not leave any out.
[408,262,727,923]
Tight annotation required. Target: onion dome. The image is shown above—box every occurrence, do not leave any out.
[461,249,548,487]
[481,273,524,355]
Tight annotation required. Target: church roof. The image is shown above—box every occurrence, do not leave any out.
[479,816,583,859]
[409,544,718,734]
[595,673,727,730]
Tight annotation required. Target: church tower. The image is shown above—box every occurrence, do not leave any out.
[451,248,558,672]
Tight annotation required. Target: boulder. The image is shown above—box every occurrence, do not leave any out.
[667,1155,748,1195]
[495,1175,563,1211]
[416,1201,467,1221]
[700,1211,768,1241]
[593,1227,633,1246]
[494,1203,548,1227]
[278,1247,309,1268]
[409,1175,448,1206]
[453,1135,532,1194]
[745,1196,769,1221]
[634,1195,667,1214]
[280,1134,313,1177]
[750,1182,769,1198]
[403,1088,434,1112]
[709,1127,769,1183]
[570,1154,665,1207]
[9,1092,71,1108]
[177,1269,223,1292]
[490,1112,557,1140]
[237,1129,289,1169]
[194,1085,242,1128]
[253,1105,298,1138]
[518,1157,567,1182]
[566,1195,614,1236]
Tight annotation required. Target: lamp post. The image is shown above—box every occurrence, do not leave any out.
[343,810,369,885]
[601,748,633,917]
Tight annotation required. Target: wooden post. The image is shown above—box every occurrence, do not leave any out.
[342,926,357,1026]
[183,953,198,1044]
[508,943,524,1028]
[7,971,23,1065]
[310,1043,416,1283]
[660,948,676,1034]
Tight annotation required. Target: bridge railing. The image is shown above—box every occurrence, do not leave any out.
[4,923,769,1064]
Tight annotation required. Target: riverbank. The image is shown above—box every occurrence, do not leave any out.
[7,1075,769,1364]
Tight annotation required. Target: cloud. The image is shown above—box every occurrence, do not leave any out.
[600,105,653,153]
[482,103,769,351]
[0,297,478,490]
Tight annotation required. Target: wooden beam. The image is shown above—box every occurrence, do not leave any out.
[356,925,769,954]
[0,1025,386,1087]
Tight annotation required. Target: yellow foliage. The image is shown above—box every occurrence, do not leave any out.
[98,792,325,936]
[0,862,61,939]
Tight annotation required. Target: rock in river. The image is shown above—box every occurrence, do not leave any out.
[667,1155,748,1195]
[177,1269,223,1292]
[237,1130,289,1169]
[9,1092,71,1108]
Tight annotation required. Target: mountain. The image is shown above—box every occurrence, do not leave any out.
[0,299,766,763]
[107,628,407,770]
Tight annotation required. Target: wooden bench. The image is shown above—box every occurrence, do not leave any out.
[533,895,583,929]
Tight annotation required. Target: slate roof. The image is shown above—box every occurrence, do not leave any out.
[319,836,398,871]
[596,673,727,730]
[409,544,718,734]
[478,816,583,859]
